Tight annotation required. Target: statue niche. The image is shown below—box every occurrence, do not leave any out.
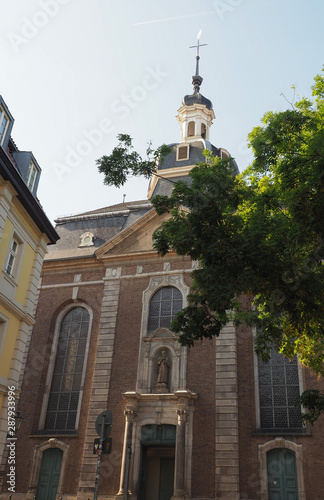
[154,349,170,393]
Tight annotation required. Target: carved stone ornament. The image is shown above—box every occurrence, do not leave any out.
[79,231,95,247]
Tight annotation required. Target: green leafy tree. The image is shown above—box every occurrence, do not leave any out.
[299,389,324,425]
[97,134,171,188]
[97,69,324,421]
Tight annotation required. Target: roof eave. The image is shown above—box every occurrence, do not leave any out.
[0,148,59,244]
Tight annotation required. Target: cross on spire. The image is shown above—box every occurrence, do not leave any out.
[189,30,207,93]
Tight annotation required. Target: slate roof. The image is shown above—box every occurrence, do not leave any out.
[73,199,152,217]
[0,147,58,244]
[160,140,219,171]
[151,140,221,198]
[182,92,213,110]
[46,200,152,260]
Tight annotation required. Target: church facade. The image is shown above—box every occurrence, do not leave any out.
[1,62,324,500]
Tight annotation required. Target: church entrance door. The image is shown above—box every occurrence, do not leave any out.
[140,446,175,500]
[138,424,176,500]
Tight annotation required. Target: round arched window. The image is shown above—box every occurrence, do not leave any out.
[147,286,182,332]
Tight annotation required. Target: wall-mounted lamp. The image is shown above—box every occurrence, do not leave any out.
[15,409,23,431]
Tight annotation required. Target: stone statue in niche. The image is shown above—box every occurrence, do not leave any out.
[155,350,170,393]
[157,350,169,383]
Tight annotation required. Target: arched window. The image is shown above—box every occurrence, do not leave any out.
[188,121,195,137]
[44,307,90,432]
[147,286,182,333]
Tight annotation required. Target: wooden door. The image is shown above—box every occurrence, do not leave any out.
[267,448,298,500]
[159,457,175,500]
[139,446,175,500]
[36,448,63,500]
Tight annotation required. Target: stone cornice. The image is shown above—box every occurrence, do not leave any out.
[177,102,215,120]
[122,390,198,406]
[55,203,153,224]
[0,291,35,326]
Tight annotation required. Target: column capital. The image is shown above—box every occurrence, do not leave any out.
[176,409,187,422]
[124,409,137,421]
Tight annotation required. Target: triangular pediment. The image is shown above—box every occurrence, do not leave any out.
[143,327,177,340]
[95,208,171,258]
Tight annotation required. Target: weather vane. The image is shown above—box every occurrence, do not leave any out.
[189,30,207,93]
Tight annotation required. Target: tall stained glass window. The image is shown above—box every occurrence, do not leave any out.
[45,307,90,432]
[258,348,302,430]
[148,286,182,332]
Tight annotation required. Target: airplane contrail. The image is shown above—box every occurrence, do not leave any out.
[133,11,216,26]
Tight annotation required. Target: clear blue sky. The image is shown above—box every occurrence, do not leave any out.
[1,0,323,222]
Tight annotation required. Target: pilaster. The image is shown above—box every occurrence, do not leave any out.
[215,323,240,500]
[78,267,121,499]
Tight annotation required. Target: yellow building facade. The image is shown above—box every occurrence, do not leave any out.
[0,95,58,483]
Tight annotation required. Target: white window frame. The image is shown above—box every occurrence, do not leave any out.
[176,144,189,161]
[5,234,23,281]
[26,161,38,191]
[0,107,9,146]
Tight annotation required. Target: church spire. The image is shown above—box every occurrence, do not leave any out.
[189,30,207,94]
[177,32,214,143]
